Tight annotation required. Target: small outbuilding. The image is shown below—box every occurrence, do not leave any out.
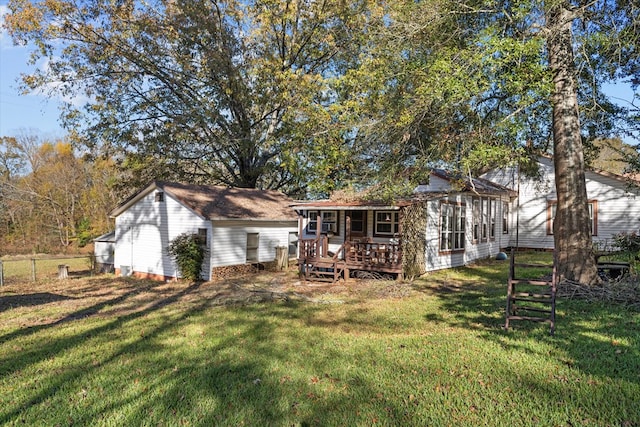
[109,181,298,281]
[93,231,116,273]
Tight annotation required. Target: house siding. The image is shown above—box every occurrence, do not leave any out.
[482,157,640,250]
[210,220,298,267]
[113,190,211,280]
[297,195,511,273]
[425,194,507,272]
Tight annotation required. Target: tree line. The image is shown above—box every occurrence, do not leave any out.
[3,0,640,284]
[0,133,121,254]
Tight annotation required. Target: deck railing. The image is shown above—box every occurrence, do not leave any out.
[299,238,403,273]
[299,236,329,260]
[345,241,402,269]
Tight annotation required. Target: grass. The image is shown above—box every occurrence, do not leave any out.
[0,256,91,283]
[1,253,639,426]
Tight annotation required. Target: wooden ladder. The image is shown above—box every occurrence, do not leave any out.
[505,249,557,335]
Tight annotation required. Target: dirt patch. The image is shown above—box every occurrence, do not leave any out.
[0,270,409,329]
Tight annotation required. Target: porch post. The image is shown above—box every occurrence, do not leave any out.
[344,215,351,282]
[316,211,322,239]
[345,215,351,242]
[398,207,404,281]
[298,211,304,278]
[316,212,324,257]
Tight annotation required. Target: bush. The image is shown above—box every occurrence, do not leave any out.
[613,231,640,254]
[166,232,208,281]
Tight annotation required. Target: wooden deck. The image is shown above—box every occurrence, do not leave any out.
[299,237,402,282]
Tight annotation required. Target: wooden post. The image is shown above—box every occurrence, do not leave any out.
[344,216,351,283]
[31,259,36,282]
[0,260,3,286]
[345,215,351,242]
[316,212,322,239]
[275,246,288,271]
[298,211,304,278]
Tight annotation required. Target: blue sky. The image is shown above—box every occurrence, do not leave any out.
[0,1,637,144]
[0,2,67,139]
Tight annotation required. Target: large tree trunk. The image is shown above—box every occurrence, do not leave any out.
[547,3,600,285]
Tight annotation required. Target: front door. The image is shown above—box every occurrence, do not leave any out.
[346,210,367,239]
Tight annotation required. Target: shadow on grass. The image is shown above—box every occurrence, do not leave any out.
[0,277,394,426]
[0,292,78,312]
[2,266,639,425]
[412,258,640,386]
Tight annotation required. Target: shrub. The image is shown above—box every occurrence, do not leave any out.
[613,231,640,254]
[166,232,208,281]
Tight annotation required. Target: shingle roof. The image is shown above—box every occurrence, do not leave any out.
[110,181,298,221]
[427,169,518,196]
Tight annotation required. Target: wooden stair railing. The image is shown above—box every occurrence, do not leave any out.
[505,249,557,335]
[301,239,347,283]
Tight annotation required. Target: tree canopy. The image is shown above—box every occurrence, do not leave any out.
[5,0,370,194]
[4,0,640,282]
[0,133,119,253]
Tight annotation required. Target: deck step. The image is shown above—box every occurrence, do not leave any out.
[509,279,553,286]
[511,296,553,304]
[506,315,552,322]
[511,305,553,314]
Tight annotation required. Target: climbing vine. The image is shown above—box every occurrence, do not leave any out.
[401,202,427,280]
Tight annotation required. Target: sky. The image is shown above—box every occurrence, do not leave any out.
[0,1,638,144]
[0,3,66,139]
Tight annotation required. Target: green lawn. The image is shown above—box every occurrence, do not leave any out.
[0,253,638,426]
[0,256,92,283]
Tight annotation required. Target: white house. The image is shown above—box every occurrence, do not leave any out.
[109,181,298,281]
[482,156,640,250]
[291,169,516,280]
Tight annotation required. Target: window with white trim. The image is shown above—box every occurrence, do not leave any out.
[481,198,488,241]
[196,228,208,246]
[440,202,465,252]
[472,198,480,242]
[246,233,259,262]
[489,199,496,240]
[374,211,399,236]
[547,200,598,236]
[502,202,509,234]
[307,211,339,234]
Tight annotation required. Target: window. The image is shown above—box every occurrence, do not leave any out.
[196,228,208,246]
[288,232,298,257]
[547,200,598,236]
[307,211,338,234]
[374,211,399,236]
[481,198,488,241]
[155,191,164,202]
[440,202,465,252]
[246,233,259,262]
[489,199,496,240]
[472,198,480,242]
[502,202,509,234]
